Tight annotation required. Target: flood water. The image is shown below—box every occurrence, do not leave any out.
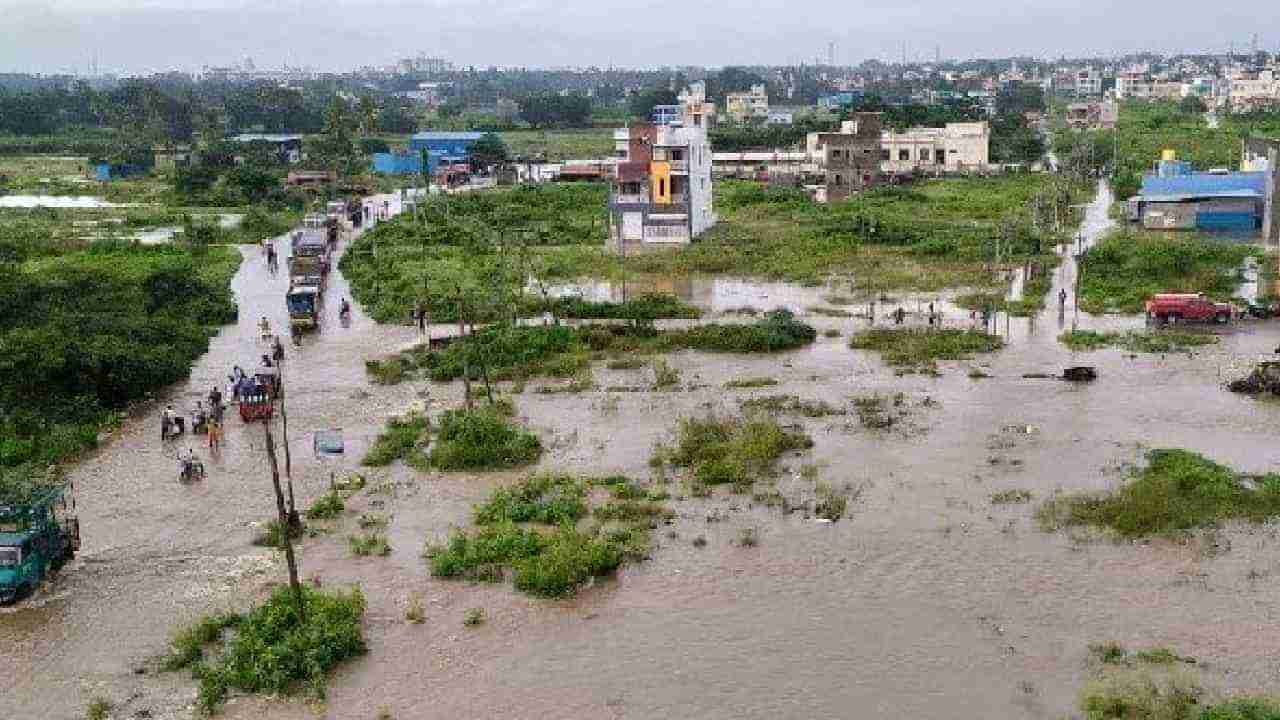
[5,180,1280,719]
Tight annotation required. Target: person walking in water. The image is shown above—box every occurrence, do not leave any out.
[1058,288,1068,313]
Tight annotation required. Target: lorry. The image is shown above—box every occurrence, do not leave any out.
[0,477,80,604]
[1145,293,1235,324]
[286,284,323,329]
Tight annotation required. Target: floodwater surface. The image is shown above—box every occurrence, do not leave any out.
[4,180,1280,720]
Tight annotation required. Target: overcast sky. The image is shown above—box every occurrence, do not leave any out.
[0,0,1274,74]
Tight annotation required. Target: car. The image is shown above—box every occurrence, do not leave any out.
[1145,293,1234,324]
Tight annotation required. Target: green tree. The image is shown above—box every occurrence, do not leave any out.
[469,133,509,171]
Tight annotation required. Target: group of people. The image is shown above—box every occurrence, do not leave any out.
[160,393,223,454]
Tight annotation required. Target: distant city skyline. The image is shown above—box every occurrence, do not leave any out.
[0,0,1276,75]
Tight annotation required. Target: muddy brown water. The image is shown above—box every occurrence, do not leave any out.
[5,181,1280,720]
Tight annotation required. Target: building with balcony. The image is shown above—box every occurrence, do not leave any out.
[725,84,769,123]
[608,119,716,249]
[880,121,991,176]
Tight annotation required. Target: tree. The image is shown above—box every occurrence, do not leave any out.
[1179,95,1207,115]
[628,86,678,120]
[469,133,509,172]
[311,97,357,176]
[357,95,379,136]
[517,93,592,129]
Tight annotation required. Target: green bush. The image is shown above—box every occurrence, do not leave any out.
[426,408,541,471]
[664,414,812,489]
[1078,230,1257,314]
[849,328,1003,368]
[305,490,345,520]
[1039,449,1280,537]
[362,415,429,467]
[473,475,587,525]
[426,523,545,580]
[512,526,624,598]
[1202,699,1280,720]
[190,585,367,714]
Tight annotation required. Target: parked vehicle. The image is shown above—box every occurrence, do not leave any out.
[1145,293,1235,324]
[239,385,275,422]
[178,449,206,484]
[1245,299,1280,319]
[0,478,79,604]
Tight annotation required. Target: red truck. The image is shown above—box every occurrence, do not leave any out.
[1145,293,1235,324]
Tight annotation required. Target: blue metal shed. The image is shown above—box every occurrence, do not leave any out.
[372,152,424,176]
[408,132,484,173]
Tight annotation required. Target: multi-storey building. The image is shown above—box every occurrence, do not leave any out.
[725,84,769,123]
[608,115,716,249]
[804,113,882,201]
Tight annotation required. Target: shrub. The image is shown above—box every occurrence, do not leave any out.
[1079,671,1202,720]
[305,490,345,520]
[362,415,429,467]
[850,328,1003,368]
[1059,329,1218,353]
[651,359,681,389]
[1202,699,1280,720]
[164,611,243,671]
[725,377,779,389]
[426,524,545,580]
[349,532,391,557]
[511,526,625,598]
[991,489,1033,505]
[814,483,847,521]
[665,414,812,489]
[1038,449,1280,537]
[426,408,542,471]
[473,475,587,525]
[192,586,367,714]
[86,698,112,720]
[463,608,486,627]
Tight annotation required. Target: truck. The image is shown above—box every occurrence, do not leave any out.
[286,284,323,329]
[0,477,80,604]
[1145,293,1235,324]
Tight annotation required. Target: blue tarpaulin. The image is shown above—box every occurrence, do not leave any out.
[372,152,423,175]
[1140,172,1266,198]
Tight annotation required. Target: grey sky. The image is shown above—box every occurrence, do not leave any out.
[0,0,1273,74]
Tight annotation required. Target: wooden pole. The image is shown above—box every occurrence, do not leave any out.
[265,423,305,623]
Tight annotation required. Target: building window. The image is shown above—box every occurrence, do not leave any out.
[880,149,890,160]
[898,149,910,161]
[659,178,666,197]
[833,174,843,186]
[919,149,930,161]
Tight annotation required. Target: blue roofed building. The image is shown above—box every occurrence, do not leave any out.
[1130,153,1267,233]
[408,131,485,173]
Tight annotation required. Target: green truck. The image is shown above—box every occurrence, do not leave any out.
[0,477,80,604]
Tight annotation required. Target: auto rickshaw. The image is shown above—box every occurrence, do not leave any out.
[239,385,275,422]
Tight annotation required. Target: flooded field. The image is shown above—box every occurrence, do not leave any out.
[4,181,1280,719]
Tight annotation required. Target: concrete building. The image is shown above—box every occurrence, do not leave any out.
[1065,102,1118,130]
[608,115,716,249]
[677,81,717,128]
[1242,136,1280,244]
[725,84,769,123]
[880,121,991,175]
[1075,69,1103,96]
[1114,78,1182,101]
[805,113,882,201]
[1230,71,1280,112]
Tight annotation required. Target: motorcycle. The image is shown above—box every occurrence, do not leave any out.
[178,449,206,484]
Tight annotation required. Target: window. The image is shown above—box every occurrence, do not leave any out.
[833,173,843,186]
[0,547,18,566]
[671,150,684,161]
[880,149,890,160]
[898,149,910,161]
[659,178,666,197]
[919,149,930,161]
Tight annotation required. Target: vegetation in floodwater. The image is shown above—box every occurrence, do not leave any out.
[739,394,845,417]
[822,328,842,338]
[808,306,853,318]
[1079,670,1203,720]
[305,489,345,520]
[725,376,780,389]
[606,358,646,370]
[250,518,303,549]
[366,311,816,386]
[692,535,708,548]
[425,407,542,471]
[849,328,1003,369]
[358,513,389,529]
[852,395,901,429]
[404,593,425,625]
[990,488,1033,505]
[1038,449,1280,538]
[463,608,486,627]
[657,414,813,490]
[737,527,759,547]
[814,483,848,521]
[86,698,112,720]
[349,532,391,557]
[177,585,366,714]
[651,358,681,390]
[473,475,587,526]
[1058,329,1219,353]
[1077,229,1259,314]
[164,611,243,671]
[426,475,665,598]
[362,415,429,467]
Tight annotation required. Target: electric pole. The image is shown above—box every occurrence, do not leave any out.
[265,423,305,623]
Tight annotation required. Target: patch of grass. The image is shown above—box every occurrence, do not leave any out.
[1059,329,1219,353]
[404,593,425,625]
[1079,670,1203,720]
[86,698,112,720]
[362,415,429,467]
[853,395,896,429]
[652,359,681,390]
[463,607,486,627]
[814,483,847,521]
[349,532,391,557]
[850,328,1003,369]
[739,394,844,417]
[1038,449,1280,538]
[1135,647,1191,666]
[426,523,543,581]
[1078,229,1259,314]
[190,585,367,714]
[358,513,389,529]
[473,475,587,525]
[250,518,304,549]
[1090,641,1130,665]
[606,358,645,370]
[305,490,345,520]
[593,500,675,522]
[164,611,243,671]
[1201,698,1280,719]
[511,526,628,598]
[662,414,813,489]
[737,527,759,547]
[726,376,780,389]
[991,489,1033,505]
[823,328,841,338]
[425,407,542,471]
[808,306,853,318]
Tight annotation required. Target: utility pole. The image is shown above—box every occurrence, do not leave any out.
[276,364,298,525]
[265,423,305,623]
